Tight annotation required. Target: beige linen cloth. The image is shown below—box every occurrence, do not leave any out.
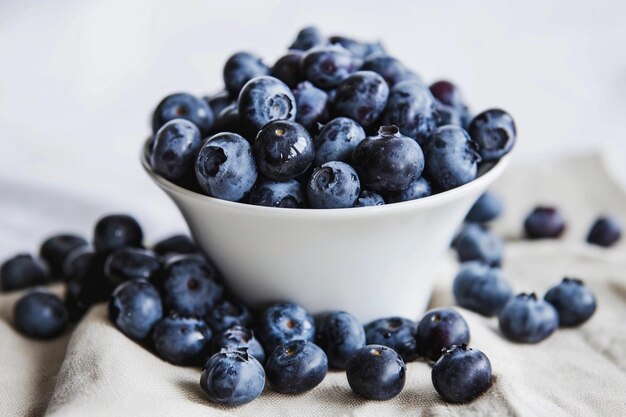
[1,154,625,417]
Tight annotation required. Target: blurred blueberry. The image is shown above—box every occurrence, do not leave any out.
[293,81,328,131]
[289,26,325,51]
[382,80,437,144]
[104,247,162,286]
[271,51,304,89]
[364,317,419,362]
[14,289,68,339]
[354,190,385,207]
[524,206,566,239]
[499,293,558,343]
[1,254,49,292]
[205,299,253,333]
[93,214,143,255]
[587,216,622,247]
[63,248,113,320]
[39,234,88,280]
[468,109,516,162]
[465,192,503,223]
[257,302,315,352]
[307,161,361,209]
[238,76,296,131]
[153,314,213,365]
[266,340,328,393]
[429,80,467,109]
[150,119,202,181]
[544,278,596,327]
[346,345,406,400]
[332,71,389,127]
[432,344,492,403]
[204,90,233,119]
[213,325,265,364]
[300,45,358,89]
[434,101,463,127]
[416,308,470,361]
[452,223,503,266]
[212,103,244,136]
[108,279,163,341]
[361,54,416,87]
[223,52,270,97]
[152,92,214,137]
[384,177,431,204]
[328,35,385,59]
[313,117,366,166]
[152,234,197,257]
[248,178,306,208]
[453,261,512,317]
[317,311,366,369]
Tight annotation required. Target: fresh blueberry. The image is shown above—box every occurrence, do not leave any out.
[328,36,385,59]
[352,126,425,192]
[248,178,306,208]
[425,125,480,191]
[271,51,303,89]
[39,234,88,280]
[498,293,558,343]
[201,348,265,406]
[346,345,406,400]
[300,45,358,89]
[307,161,361,209]
[104,247,162,286]
[317,311,366,369]
[361,54,416,87]
[213,326,265,364]
[93,214,143,255]
[465,192,503,223]
[63,247,112,320]
[382,80,437,144]
[468,109,516,161]
[429,80,466,109]
[150,119,202,181]
[332,71,389,127]
[223,52,270,97]
[152,234,198,257]
[434,101,463,127]
[13,289,68,339]
[524,206,566,239]
[416,308,470,361]
[195,132,258,202]
[354,190,385,207]
[152,314,212,365]
[160,255,223,317]
[212,103,243,135]
[238,76,296,131]
[254,120,314,181]
[204,299,253,333]
[266,340,328,393]
[293,81,328,131]
[544,278,596,327]
[431,344,493,403]
[257,302,315,353]
[108,279,163,340]
[453,262,512,317]
[289,26,325,51]
[1,254,49,291]
[587,216,622,247]
[313,117,366,166]
[204,90,233,120]
[383,177,431,204]
[364,317,419,362]
[152,92,214,137]
[452,223,503,266]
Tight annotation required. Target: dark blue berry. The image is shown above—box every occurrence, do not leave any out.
[587,216,622,247]
[108,279,163,340]
[63,248,113,318]
[104,247,162,286]
[238,76,296,131]
[39,234,88,280]
[204,90,233,120]
[153,314,212,365]
[434,101,463,127]
[293,81,328,131]
[313,117,366,166]
[524,206,566,239]
[328,36,385,59]
[307,161,361,209]
[346,345,406,400]
[361,54,416,87]
[333,71,389,127]
[453,262,512,317]
[499,293,558,343]
[317,311,366,369]
[257,302,315,353]
[382,80,437,144]
[205,299,252,333]
[432,344,492,403]
[465,192,503,223]
[271,51,303,89]
[383,177,431,204]
[152,93,214,137]
[93,214,143,255]
[416,308,470,361]
[223,52,270,97]
[452,223,503,266]
[248,178,306,208]
[544,278,596,327]
[354,190,385,207]
[152,234,197,257]
[300,45,358,89]
[212,103,244,136]
[14,289,68,339]
[289,26,325,51]
[429,80,466,109]
[213,326,265,364]
[364,317,419,362]
[468,109,516,161]
[1,254,49,291]
[150,119,202,181]
[266,340,328,393]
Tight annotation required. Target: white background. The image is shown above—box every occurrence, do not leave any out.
[1,0,625,252]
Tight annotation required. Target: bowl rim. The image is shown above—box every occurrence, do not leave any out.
[141,139,510,218]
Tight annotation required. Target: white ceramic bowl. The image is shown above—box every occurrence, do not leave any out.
[142,145,509,323]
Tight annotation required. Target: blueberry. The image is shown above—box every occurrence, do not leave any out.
[346,345,406,400]
[453,262,512,317]
[328,36,385,59]
[544,278,596,327]
[248,178,306,208]
[452,223,503,266]
[204,299,253,333]
[361,54,416,87]
[354,190,385,207]
[333,71,389,127]
[266,340,328,393]
[223,52,270,97]
[195,133,258,202]
[425,125,480,191]
[289,26,325,51]
[108,279,163,340]
[238,76,296,131]
[364,317,419,362]
[465,192,503,223]
[93,214,143,255]
[416,308,470,361]
[254,120,314,181]
[212,103,244,135]
[313,117,366,166]
[257,302,315,353]
[498,293,558,343]
[104,247,162,286]
[431,344,493,403]
[152,93,214,137]
[307,161,360,209]
[63,248,113,319]
[293,81,328,131]
[429,80,466,109]
[524,206,566,239]
[317,311,366,369]
[150,119,202,181]
[1,254,49,292]
[382,80,437,144]
[201,348,265,406]
[271,51,303,89]
[213,326,265,364]
[434,101,463,127]
[153,314,212,365]
[13,289,68,339]
[587,216,622,247]
[160,255,223,317]
[468,109,516,161]
[300,45,358,89]
[152,234,197,257]
[352,126,425,192]
[383,177,431,204]
[39,234,88,280]
[204,90,233,119]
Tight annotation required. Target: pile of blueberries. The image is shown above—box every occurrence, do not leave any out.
[147,26,516,209]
